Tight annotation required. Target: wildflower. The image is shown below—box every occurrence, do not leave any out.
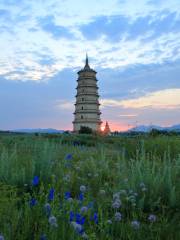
[133,192,138,197]
[78,193,84,201]
[148,214,157,223]
[80,206,88,214]
[76,213,85,225]
[65,191,71,200]
[71,221,84,234]
[69,211,74,222]
[140,182,145,188]
[91,213,98,224]
[67,197,73,203]
[63,174,71,182]
[112,199,121,209]
[114,212,122,221]
[65,153,72,160]
[81,232,88,239]
[29,198,37,207]
[87,202,94,209]
[119,189,127,195]
[44,203,51,217]
[0,235,4,240]
[113,192,120,200]
[48,188,55,201]
[73,140,80,146]
[99,189,106,195]
[48,216,58,227]
[141,187,147,192]
[40,234,47,240]
[87,173,92,177]
[80,185,86,193]
[32,176,39,186]
[131,220,140,229]
[107,219,112,224]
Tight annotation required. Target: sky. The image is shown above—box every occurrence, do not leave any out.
[0,0,180,131]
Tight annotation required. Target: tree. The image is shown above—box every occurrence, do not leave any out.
[79,126,93,134]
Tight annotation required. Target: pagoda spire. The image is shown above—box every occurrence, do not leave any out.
[84,53,90,70]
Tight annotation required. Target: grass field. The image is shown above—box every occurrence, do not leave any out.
[0,133,180,240]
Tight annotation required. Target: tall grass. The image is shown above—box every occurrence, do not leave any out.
[0,133,179,239]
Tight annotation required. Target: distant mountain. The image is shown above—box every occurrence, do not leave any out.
[12,128,65,133]
[129,124,180,132]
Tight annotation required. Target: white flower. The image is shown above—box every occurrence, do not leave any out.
[48,216,58,227]
[80,185,86,193]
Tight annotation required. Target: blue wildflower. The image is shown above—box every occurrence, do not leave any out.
[32,176,39,186]
[44,203,51,217]
[69,211,74,222]
[73,141,80,146]
[91,213,98,224]
[40,234,47,240]
[78,193,84,201]
[76,213,85,225]
[48,188,55,201]
[80,206,88,214]
[71,221,84,234]
[148,214,157,223]
[114,212,122,221]
[65,154,73,160]
[65,191,71,200]
[131,220,140,229]
[29,198,37,207]
[0,235,5,240]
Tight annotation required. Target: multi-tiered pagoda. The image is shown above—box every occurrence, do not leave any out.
[73,55,102,132]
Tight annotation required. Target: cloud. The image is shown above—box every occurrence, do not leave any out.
[101,88,180,110]
[38,15,75,39]
[80,11,180,42]
[55,100,74,110]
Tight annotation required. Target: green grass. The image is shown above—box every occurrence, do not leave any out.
[0,133,180,239]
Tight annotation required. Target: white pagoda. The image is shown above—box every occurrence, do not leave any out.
[73,55,102,132]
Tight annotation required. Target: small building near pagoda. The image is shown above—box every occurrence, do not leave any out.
[103,121,111,135]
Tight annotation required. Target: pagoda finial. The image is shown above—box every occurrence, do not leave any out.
[84,53,90,69]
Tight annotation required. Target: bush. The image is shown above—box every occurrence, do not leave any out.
[79,126,93,134]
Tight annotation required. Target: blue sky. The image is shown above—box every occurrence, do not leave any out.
[0,0,180,130]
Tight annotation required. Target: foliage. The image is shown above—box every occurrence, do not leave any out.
[0,133,180,239]
[79,126,93,134]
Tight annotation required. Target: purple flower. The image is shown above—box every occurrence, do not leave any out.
[131,220,140,229]
[114,212,122,221]
[48,188,55,201]
[148,214,157,223]
[32,176,39,186]
[29,198,37,207]
[80,206,88,214]
[112,199,121,209]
